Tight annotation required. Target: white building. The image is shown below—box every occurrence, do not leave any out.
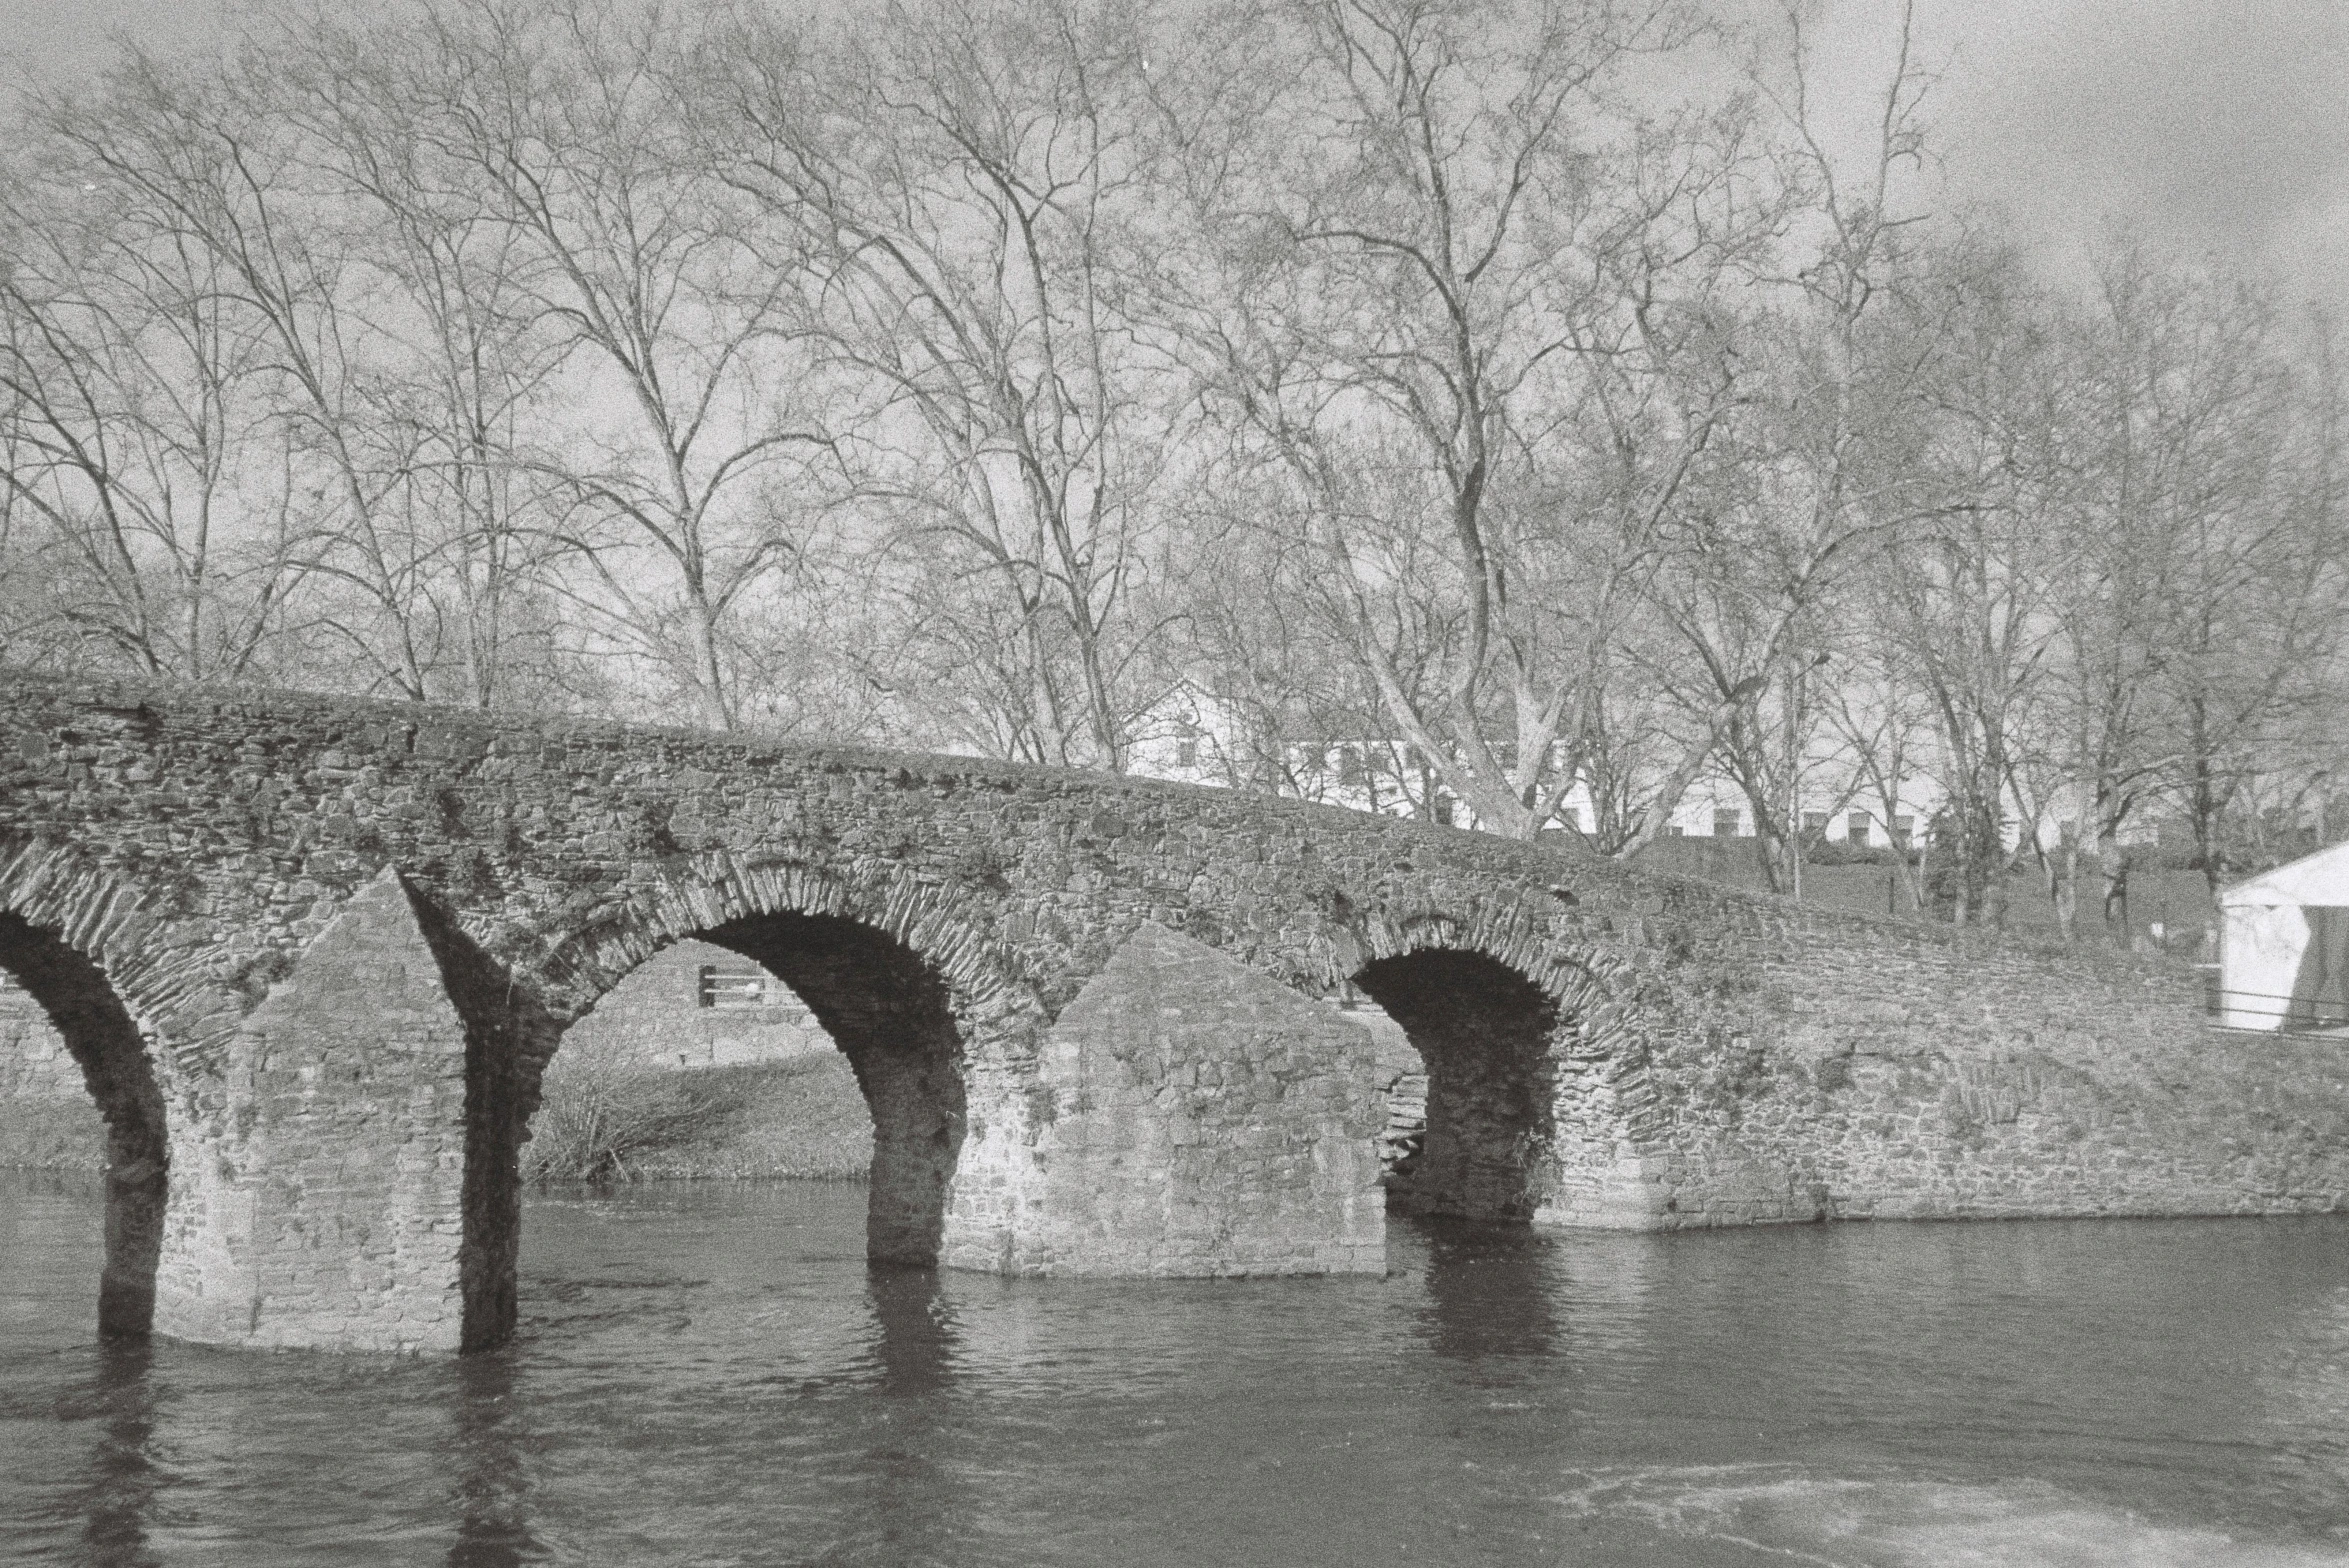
[1124,683,1940,847]
[1121,683,2166,856]
[2215,843,2349,1031]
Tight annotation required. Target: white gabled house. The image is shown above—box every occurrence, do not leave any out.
[2216,842,2349,1031]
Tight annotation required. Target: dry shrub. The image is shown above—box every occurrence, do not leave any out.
[525,1039,734,1181]
[525,1045,873,1182]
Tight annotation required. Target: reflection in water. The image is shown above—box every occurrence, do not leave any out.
[865,1269,957,1397]
[2275,1289,2349,1428]
[1416,1219,1556,1367]
[1546,1232,1657,1364]
[445,1351,537,1568]
[8,1175,2349,1568]
[847,1269,965,1566]
[69,1342,162,1568]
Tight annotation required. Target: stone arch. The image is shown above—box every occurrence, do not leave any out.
[0,837,251,1072]
[516,852,1050,1275]
[0,841,188,1340]
[1310,894,1660,1225]
[530,852,1036,1028]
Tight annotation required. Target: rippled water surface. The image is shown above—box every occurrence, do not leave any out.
[5,1172,2349,1566]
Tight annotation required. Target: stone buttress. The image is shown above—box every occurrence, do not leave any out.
[158,868,477,1352]
[1019,923,1387,1277]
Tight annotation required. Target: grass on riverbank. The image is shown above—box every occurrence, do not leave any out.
[527,1053,872,1183]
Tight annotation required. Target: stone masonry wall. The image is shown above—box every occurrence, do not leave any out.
[1030,924,1385,1276]
[1,670,2344,1353]
[1,977,82,1101]
[1612,907,2349,1227]
[553,939,830,1073]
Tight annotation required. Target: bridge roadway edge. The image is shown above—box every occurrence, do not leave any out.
[1,669,2342,1353]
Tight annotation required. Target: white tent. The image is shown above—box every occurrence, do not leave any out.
[2216,842,2349,1031]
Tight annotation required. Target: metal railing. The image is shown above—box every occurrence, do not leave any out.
[2199,975,2349,1031]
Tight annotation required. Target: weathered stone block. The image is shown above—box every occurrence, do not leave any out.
[1022,923,1385,1277]
[158,867,470,1353]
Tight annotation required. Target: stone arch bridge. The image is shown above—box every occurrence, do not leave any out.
[3,672,2342,1354]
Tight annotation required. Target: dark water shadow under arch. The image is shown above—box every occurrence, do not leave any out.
[0,912,167,1341]
[1352,948,1561,1224]
[492,912,971,1344]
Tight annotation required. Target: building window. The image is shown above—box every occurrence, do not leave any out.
[1175,737,1198,769]
[698,965,768,1010]
[1338,745,1364,786]
[1802,811,1830,839]
[1892,814,1915,847]
[1712,809,1741,838]
[1847,811,1870,845]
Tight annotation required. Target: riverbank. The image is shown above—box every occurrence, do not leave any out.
[635,1054,871,1180]
[528,1054,872,1181]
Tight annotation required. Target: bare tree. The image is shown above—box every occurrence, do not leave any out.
[30,49,483,698]
[1874,249,2066,929]
[710,0,1175,769]
[1817,642,1934,911]
[1668,0,1951,894]
[2038,247,2322,937]
[1151,0,1790,840]
[2144,290,2349,898]
[259,11,582,708]
[0,134,303,680]
[420,0,842,728]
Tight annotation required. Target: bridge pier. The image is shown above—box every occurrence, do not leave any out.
[155,871,482,1353]
[1017,924,1387,1276]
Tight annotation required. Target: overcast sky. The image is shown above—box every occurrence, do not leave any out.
[5,0,2344,309]
[1833,0,2349,310]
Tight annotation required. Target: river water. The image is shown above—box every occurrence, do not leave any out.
[4,1172,2347,1566]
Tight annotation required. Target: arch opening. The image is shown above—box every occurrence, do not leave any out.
[520,912,968,1269]
[1352,949,1560,1223]
[0,912,168,1340]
